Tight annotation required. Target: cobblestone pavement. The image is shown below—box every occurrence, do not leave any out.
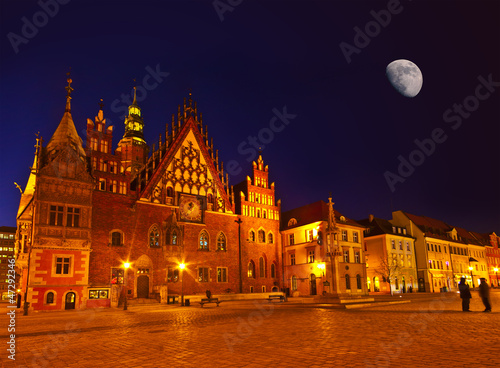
[1,291,499,368]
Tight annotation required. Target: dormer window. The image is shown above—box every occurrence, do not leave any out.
[288,218,297,227]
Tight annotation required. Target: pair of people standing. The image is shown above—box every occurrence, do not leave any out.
[458,277,492,312]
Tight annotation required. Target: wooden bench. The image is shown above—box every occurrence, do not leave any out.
[167,295,179,304]
[200,298,220,307]
[268,294,285,302]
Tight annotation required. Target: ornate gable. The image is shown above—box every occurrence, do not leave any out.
[136,97,233,213]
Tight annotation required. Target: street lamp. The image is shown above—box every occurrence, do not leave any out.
[123,262,130,310]
[179,263,185,306]
[494,268,499,288]
[468,266,474,288]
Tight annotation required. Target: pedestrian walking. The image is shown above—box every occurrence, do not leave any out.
[458,277,472,312]
[479,278,492,312]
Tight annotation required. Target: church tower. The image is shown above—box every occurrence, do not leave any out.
[115,86,149,176]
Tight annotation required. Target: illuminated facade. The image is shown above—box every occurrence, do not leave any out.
[0,227,16,301]
[281,199,368,297]
[358,217,417,294]
[391,211,488,292]
[15,78,281,311]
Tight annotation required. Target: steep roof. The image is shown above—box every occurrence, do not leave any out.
[358,217,414,239]
[281,200,364,230]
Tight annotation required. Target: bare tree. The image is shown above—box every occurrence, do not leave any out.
[376,255,401,296]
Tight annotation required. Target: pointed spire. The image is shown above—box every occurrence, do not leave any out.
[132,78,138,105]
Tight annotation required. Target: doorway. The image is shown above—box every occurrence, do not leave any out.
[65,292,76,310]
[137,275,149,298]
[310,274,317,295]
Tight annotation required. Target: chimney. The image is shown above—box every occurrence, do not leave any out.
[368,214,374,223]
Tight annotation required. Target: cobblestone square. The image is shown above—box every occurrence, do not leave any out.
[1,291,499,368]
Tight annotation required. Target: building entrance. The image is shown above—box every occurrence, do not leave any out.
[310,274,317,295]
[65,292,76,310]
[137,275,149,298]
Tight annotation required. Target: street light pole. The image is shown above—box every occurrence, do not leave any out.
[235,218,243,294]
[180,263,185,306]
[123,262,130,310]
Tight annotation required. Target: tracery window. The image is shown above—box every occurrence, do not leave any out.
[149,226,160,248]
[217,232,226,251]
[199,230,209,250]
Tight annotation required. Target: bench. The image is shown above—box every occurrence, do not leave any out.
[167,295,179,304]
[268,294,285,302]
[200,298,220,307]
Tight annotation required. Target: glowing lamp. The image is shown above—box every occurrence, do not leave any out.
[124,262,130,269]
[179,263,185,270]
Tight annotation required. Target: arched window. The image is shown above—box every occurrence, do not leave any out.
[292,276,297,291]
[288,218,297,227]
[259,257,265,278]
[268,232,273,244]
[166,186,174,198]
[248,261,255,278]
[149,226,160,248]
[111,231,122,246]
[171,230,178,245]
[199,230,209,250]
[208,193,213,204]
[217,232,226,251]
[46,292,54,304]
[258,230,265,243]
[345,274,351,290]
[373,276,380,292]
[263,210,267,219]
[271,263,276,278]
[249,230,255,242]
[356,274,362,290]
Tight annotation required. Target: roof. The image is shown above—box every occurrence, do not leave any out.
[45,105,86,161]
[0,226,16,233]
[358,217,414,239]
[281,200,364,230]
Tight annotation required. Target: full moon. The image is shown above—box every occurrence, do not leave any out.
[386,59,423,98]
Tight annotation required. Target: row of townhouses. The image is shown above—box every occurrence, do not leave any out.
[11,78,500,311]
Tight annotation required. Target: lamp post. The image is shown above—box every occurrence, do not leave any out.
[468,266,474,289]
[235,218,243,293]
[123,262,130,310]
[494,267,499,288]
[179,263,185,306]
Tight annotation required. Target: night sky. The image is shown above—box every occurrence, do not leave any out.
[1,0,499,233]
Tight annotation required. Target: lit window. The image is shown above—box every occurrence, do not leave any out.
[167,268,179,282]
[342,230,348,241]
[217,267,227,282]
[111,268,124,284]
[248,262,255,278]
[217,233,226,251]
[89,290,109,299]
[149,226,160,248]
[306,230,313,242]
[198,267,209,282]
[353,232,358,243]
[199,231,209,250]
[308,250,315,263]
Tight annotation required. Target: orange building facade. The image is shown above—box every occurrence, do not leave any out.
[15,79,281,311]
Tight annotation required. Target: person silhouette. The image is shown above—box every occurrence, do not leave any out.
[458,277,472,312]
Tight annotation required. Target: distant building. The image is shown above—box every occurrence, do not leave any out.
[358,216,417,294]
[391,211,488,291]
[0,226,16,301]
[15,77,281,312]
[280,198,368,297]
[470,231,500,287]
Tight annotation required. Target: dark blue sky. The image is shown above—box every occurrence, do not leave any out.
[1,0,499,233]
